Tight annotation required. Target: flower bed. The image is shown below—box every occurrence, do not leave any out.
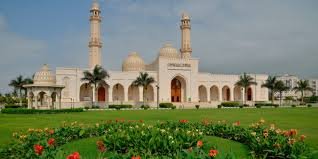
[1,108,84,114]
[0,119,312,159]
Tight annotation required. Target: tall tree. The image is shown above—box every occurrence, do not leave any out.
[274,80,290,106]
[8,75,28,106]
[261,76,277,104]
[23,77,33,98]
[81,65,109,106]
[293,80,313,103]
[132,72,155,106]
[235,73,257,104]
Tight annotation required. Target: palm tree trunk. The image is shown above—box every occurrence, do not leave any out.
[244,87,247,105]
[301,91,304,103]
[271,90,274,105]
[279,91,282,106]
[143,86,146,106]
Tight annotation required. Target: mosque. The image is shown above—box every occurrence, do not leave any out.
[24,1,269,109]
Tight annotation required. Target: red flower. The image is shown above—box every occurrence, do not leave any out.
[67,152,80,159]
[233,121,240,126]
[300,135,306,141]
[96,140,106,152]
[34,144,44,155]
[197,140,203,147]
[289,129,297,136]
[49,129,54,135]
[179,119,188,123]
[139,120,144,123]
[131,155,141,159]
[209,149,218,157]
[47,138,55,146]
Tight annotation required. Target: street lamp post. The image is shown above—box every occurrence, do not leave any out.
[156,84,159,109]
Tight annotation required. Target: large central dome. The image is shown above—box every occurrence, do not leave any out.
[122,52,145,72]
[159,43,179,59]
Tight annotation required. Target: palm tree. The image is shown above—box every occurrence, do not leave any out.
[8,75,27,106]
[132,72,155,106]
[235,73,257,105]
[81,65,109,106]
[23,77,33,98]
[261,76,277,104]
[293,80,313,103]
[274,80,290,106]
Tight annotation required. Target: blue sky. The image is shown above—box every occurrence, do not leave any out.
[0,0,318,93]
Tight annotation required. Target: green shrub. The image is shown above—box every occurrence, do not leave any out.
[108,104,133,110]
[217,105,222,109]
[299,102,306,106]
[220,102,240,107]
[84,106,90,110]
[256,105,261,108]
[159,103,174,108]
[239,105,244,108]
[195,105,200,109]
[140,105,150,110]
[307,104,312,108]
[4,105,25,109]
[291,104,296,108]
[274,105,279,108]
[1,108,83,114]
[171,105,176,109]
[254,103,278,107]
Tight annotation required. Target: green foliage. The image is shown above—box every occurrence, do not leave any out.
[1,108,83,114]
[195,105,200,109]
[254,102,279,107]
[4,105,26,109]
[140,105,150,110]
[217,105,222,109]
[108,104,133,110]
[0,120,311,159]
[307,104,312,108]
[159,103,175,109]
[292,104,297,108]
[221,102,240,107]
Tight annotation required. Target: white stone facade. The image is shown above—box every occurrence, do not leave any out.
[30,1,270,109]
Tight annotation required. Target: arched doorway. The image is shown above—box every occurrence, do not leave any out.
[38,91,47,107]
[210,85,219,101]
[51,92,57,109]
[222,86,231,101]
[234,86,242,101]
[144,85,154,102]
[198,85,207,102]
[128,85,140,102]
[98,87,105,102]
[113,83,124,101]
[171,76,186,102]
[80,83,93,101]
[247,87,253,101]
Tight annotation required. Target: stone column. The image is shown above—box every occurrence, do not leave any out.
[219,90,222,101]
[124,86,128,102]
[47,96,52,109]
[35,95,38,109]
[139,86,143,103]
[108,86,113,103]
[207,88,210,102]
[230,87,234,101]
[92,87,96,103]
[59,92,62,109]
[27,95,31,109]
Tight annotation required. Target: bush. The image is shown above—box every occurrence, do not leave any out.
[140,105,150,110]
[220,102,240,107]
[307,104,312,108]
[84,106,90,110]
[254,103,279,107]
[4,105,25,109]
[256,105,261,108]
[159,103,174,108]
[195,105,200,109]
[1,108,84,114]
[299,102,306,106]
[239,105,244,108]
[92,105,100,109]
[274,105,279,108]
[159,103,176,109]
[108,105,133,110]
[217,105,222,109]
[291,104,296,108]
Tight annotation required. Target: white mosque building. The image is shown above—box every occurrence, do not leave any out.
[25,1,269,109]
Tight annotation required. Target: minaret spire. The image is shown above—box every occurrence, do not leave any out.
[89,0,102,69]
[180,12,192,59]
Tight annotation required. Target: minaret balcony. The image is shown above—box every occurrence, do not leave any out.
[89,41,102,48]
[90,16,101,22]
[180,48,192,53]
[180,25,191,29]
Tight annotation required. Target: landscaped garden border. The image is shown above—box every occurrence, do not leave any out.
[0,119,312,159]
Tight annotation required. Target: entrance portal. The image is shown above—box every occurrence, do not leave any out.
[171,78,181,102]
[98,87,106,102]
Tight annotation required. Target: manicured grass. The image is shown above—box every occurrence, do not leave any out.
[0,108,317,150]
[58,136,250,158]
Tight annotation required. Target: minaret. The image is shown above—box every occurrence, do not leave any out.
[88,0,102,69]
[180,13,192,59]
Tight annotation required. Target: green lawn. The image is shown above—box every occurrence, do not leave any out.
[0,108,317,152]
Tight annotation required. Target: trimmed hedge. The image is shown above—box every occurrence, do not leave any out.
[220,102,240,107]
[159,103,173,108]
[254,103,279,107]
[140,105,150,110]
[1,108,83,114]
[108,104,133,110]
[4,105,26,109]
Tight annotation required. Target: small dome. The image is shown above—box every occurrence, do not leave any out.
[122,52,145,72]
[182,12,190,20]
[159,43,179,59]
[33,64,56,85]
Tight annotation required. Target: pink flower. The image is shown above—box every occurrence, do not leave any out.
[67,152,80,159]
[34,144,44,155]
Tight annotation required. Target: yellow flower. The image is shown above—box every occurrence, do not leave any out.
[259,119,265,124]
[270,124,275,130]
[251,132,257,136]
